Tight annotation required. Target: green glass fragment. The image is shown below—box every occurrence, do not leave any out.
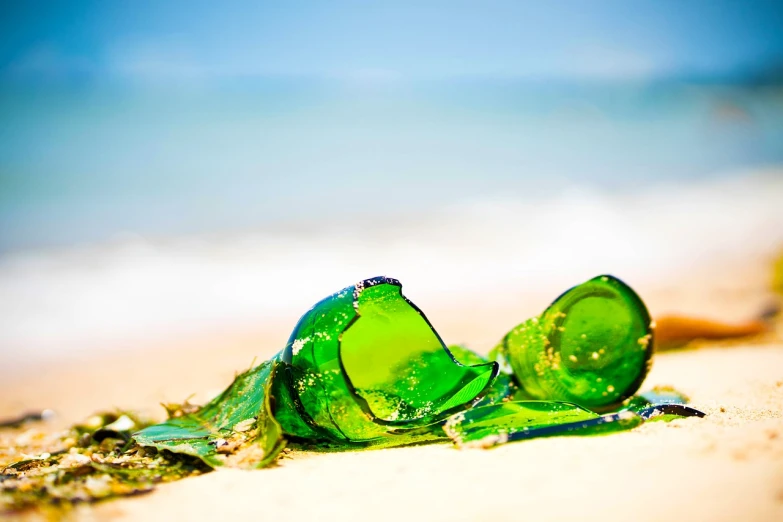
[133,358,285,468]
[274,277,498,443]
[490,275,653,409]
[443,401,643,448]
[443,385,705,449]
[622,386,689,412]
[622,387,705,421]
[448,344,528,406]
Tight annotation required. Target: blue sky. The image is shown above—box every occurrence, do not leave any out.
[2,1,783,84]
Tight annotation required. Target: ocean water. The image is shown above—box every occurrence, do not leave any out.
[1,79,782,367]
[2,79,782,251]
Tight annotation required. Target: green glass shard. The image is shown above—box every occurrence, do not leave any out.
[622,386,689,412]
[491,275,653,409]
[448,344,526,406]
[443,383,706,449]
[342,284,494,420]
[133,359,285,469]
[622,387,705,421]
[274,276,498,442]
[443,401,643,448]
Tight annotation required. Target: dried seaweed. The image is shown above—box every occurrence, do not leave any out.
[134,359,284,469]
[1,412,210,514]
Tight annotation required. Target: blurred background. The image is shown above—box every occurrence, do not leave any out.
[2,1,783,375]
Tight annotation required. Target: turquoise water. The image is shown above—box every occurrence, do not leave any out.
[1,79,782,252]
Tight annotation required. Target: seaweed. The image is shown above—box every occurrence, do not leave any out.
[1,412,210,513]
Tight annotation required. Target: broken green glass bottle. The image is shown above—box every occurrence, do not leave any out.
[271,276,499,443]
[130,274,701,469]
[490,275,654,409]
[133,358,284,468]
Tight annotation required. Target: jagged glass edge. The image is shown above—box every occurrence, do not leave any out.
[446,400,705,448]
[280,276,500,432]
[634,404,705,420]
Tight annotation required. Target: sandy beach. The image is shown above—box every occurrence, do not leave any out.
[2,250,782,521]
[2,342,782,521]
[87,344,783,522]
